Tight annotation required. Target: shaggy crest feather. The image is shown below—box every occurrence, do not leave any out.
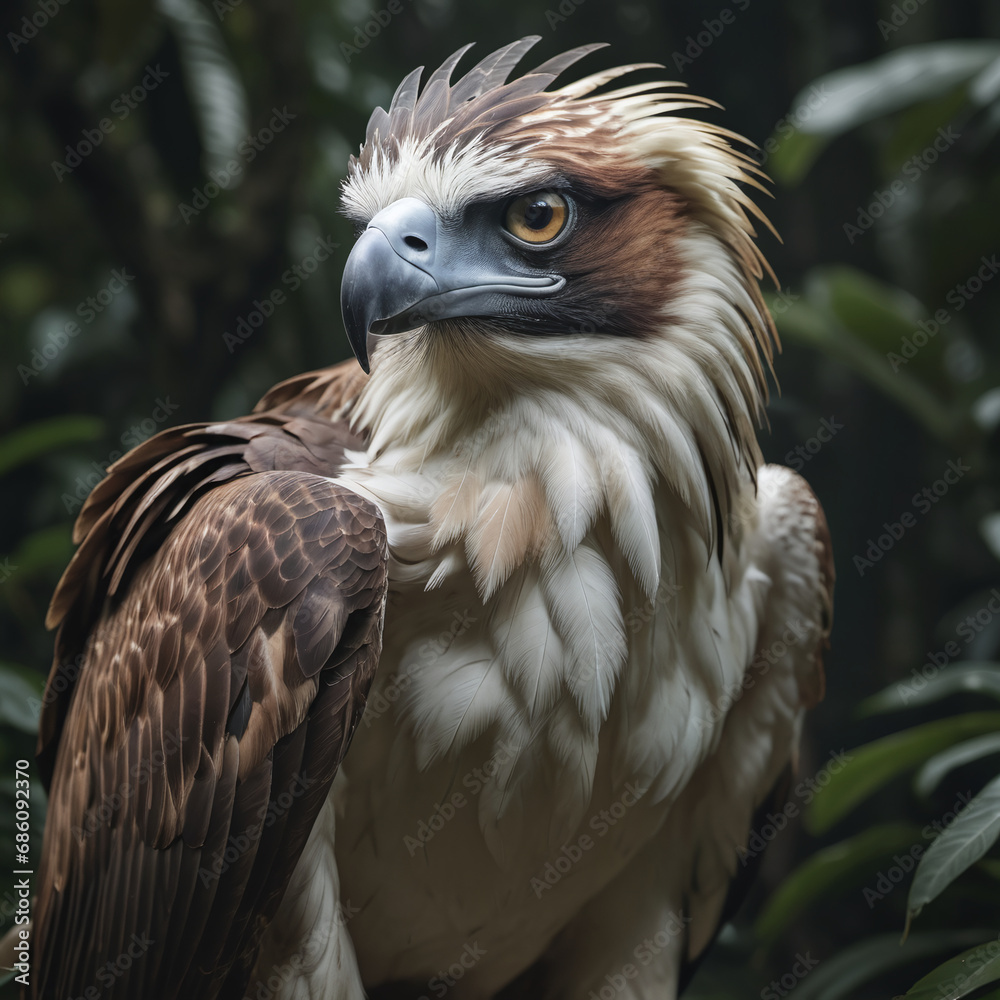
[343,37,777,403]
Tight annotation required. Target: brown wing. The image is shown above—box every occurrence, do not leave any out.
[254,360,369,420]
[31,361,384,1000]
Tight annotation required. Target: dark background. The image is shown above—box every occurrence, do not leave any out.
[1,1,999,997]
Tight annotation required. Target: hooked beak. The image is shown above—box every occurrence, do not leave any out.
[340,197,565,372]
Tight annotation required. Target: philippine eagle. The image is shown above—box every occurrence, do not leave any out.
[27,37,833,1000]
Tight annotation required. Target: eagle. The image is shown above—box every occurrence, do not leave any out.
[25,37,833,1000]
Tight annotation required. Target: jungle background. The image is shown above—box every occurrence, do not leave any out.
[1,0,1000,997]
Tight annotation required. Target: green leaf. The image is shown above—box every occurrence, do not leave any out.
[755,823,924,949]
[0,417,105,478]
[767,129,828,185]
[908,774,1000,924]
[771,272,961,446]
[882,86,970,175]
[820,266,926,355]
[791,42,1000,138]
[915,734,1000,797]
[0,263,53,318]
[981,512,1000,560]
[159,0,249,175]
[971,55,1000,106]
[0,663,45,734]
[7,523,74,580]
[806,713,1000,834]
[903,939,1000,999]
[96,0,156,64]
[786,930,990,1000]
[860,663,1000,716]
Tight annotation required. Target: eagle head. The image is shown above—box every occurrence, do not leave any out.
[339,38,779,560]
[340,36,775,374]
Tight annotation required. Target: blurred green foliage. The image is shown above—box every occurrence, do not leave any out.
[1,0,999,997]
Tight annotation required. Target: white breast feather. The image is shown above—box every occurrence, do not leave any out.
[337,226,768,850]
[489,566,565,720]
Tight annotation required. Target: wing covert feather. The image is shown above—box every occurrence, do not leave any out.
[30,366,383,1000]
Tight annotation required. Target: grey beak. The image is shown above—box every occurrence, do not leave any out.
[340,197,565,372]
[341,200,439,371]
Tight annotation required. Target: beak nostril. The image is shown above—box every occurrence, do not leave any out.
[403,235,428,252]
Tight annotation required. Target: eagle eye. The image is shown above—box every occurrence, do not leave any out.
[504,191,569,245]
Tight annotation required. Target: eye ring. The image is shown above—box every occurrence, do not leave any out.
[504,190,571,245]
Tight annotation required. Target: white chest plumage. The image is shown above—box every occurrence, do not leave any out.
[325,367,766,993]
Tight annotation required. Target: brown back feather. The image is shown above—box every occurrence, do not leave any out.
[32,360,381,1000]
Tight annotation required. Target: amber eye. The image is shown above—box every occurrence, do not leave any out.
[504,191,569,244]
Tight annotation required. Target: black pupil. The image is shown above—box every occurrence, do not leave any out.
[523,199,553,230]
